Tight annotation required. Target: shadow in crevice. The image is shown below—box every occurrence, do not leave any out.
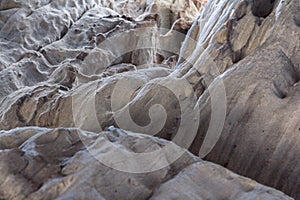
[251,0,276,18]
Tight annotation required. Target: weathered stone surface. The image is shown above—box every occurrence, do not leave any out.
[151,162,292,200]
[183,0,300,198]
[0,127,292,200]
[0,0,299,199]
[0,0,203,101]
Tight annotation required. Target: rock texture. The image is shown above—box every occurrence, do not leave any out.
[186,1,300,198]
[0,127,292,200]
[0,0,299,199]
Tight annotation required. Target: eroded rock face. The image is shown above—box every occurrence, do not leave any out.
[0,127,292,200]
[184,0,300,198]
[0,0,299,199]
[0,0,204,101]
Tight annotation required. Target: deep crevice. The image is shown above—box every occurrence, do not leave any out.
[251,0,276,18]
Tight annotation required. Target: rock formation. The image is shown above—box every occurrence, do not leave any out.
[0,0,299,199]
[0,127,293,199]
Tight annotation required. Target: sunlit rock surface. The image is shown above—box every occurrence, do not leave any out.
[0,0,299,199]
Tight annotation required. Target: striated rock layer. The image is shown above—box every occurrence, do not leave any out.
[0,0,299,199]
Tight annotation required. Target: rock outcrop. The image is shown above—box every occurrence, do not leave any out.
[0,0,299,199]
[0,127,292,199]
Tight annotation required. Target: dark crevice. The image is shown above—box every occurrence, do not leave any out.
[294,12,300,27]
[251,0,276,18]
[232,50,244,64]
[227,10,260,64]
[59,25,69,41]
[25,10,33,18]
[0,4,22,11]
[280,49,300,84]
[272,50,300,99]
[15,94,30,123]
[273,81,287,99]
[40,50,54,65]
[226,20,244,64]
[76,52,88,61]
[234,1,248,21]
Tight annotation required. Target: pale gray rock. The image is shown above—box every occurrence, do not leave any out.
[0,127,292,200]
[184,0,300,198]
[151,162,292,200]
[0,0,299,199]
[0,0,199,101]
